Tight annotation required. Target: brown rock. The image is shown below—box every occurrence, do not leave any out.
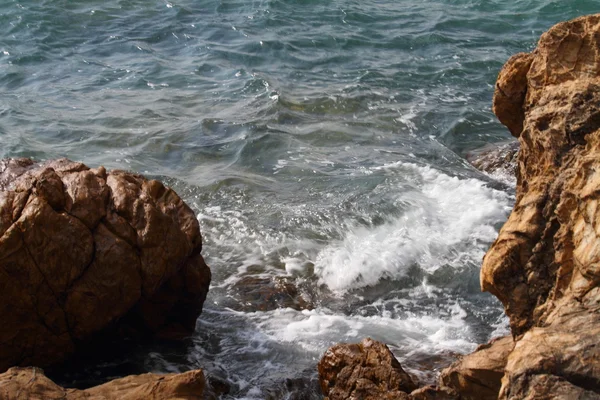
[499,307,600,400]
[476,13,600,400]
[483,13,600,335]
[318,337,418,400]
[440,336,513,400]
[0,158,211,372]
[492,53,534,137]
[409,385,459,400]
[0,366,205,399]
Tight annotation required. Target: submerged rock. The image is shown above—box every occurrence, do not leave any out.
[0,366,205,399]
[466,141,519,183]
[229,275,313,312]
[318,338,418,400]
[0,158,211,371]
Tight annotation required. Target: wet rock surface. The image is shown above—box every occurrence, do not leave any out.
[228,275,314,312]
[466,141,519,184]
[318,338,418,400]
[0,158,211,372]
[0,367,205,399]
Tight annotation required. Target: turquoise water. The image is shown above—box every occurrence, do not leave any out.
[1,1,597,398]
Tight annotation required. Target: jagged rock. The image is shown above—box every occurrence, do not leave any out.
[440,336,513,400]
[0,158,211,372]
[0,366,205,399]
[492,53,534,137]
[229,275,313,312]
[466,141,519,183]
[317,338,418,400]
[479,13,600,399]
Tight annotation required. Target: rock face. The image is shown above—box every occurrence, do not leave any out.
[482,13,600,399]
[0,367,205,399]
[318,338,418,400]
[0,158,211,372]
[440,336,513,400]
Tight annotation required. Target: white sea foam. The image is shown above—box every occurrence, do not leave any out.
[314,162,511,292]
[248,298,477,358]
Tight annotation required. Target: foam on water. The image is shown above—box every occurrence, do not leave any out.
[315,162,512,291]
[179,277,506,398]
[251,301,476,357]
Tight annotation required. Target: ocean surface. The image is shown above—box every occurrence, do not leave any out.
[1,1,597,398]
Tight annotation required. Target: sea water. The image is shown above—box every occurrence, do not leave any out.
[1,0,597,398]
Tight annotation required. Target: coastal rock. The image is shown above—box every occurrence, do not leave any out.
[440,336,513,400]
[480,13,600,399]
[317,14,600,400]
[229,275,313,312]
[409,386,459,400]
[466,141,519,183]
[317,338,418,400]
[0,366,205,399]
[0,158,211,371]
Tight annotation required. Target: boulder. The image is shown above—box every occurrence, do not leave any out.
[0,158,211,371]
[317,337,418,400]
[440,335,513,400]
[0,366,205,399]
[480,13,600,399]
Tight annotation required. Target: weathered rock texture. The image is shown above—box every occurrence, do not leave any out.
[482,13,600,399]
[440,336,513,400]
[0,367,205,399]
[229,275,313,312]
[0,158,211,372]
[318,338,418,400]
[466,141,519,184]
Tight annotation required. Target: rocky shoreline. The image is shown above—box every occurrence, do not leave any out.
[2,13,600,400]
[318,13,600,400]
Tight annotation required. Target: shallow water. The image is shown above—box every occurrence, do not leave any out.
[1,0,597,398]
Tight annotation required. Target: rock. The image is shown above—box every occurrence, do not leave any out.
[409,385,459,400]
[492,53,534,137]
[401,350,461,387]
[466,141,519,183]
[499,307,600,399]
[229,275,313,312]
[317,337,418,400]
[440,336,513,400]
[0,366,205,399]
[0,158,211,372]
[479,13,600,399]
